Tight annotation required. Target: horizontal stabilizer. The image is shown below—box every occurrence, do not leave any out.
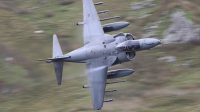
[53,34,63,58]
[37,34,69,64]
[53,60,64,85]
[52,34,64,85]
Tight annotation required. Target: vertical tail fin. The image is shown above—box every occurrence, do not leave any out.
[52,34,64,85]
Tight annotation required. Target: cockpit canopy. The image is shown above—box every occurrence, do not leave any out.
[116,40,140,52]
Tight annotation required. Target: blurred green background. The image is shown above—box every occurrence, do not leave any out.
[1,0,200,111]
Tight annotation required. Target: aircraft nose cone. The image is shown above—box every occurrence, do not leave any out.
[139,38,161,50]
[158,40,162,44]
[144,38,161,45]
[154,39,161,45]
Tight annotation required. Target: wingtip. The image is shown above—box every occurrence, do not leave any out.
[58,83,61,86]
[92,102,103,110]
[94,107,102,110]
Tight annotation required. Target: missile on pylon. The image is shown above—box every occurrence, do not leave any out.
[94,2,103,5]
[98,10,109,14]
[106,80,127,84]
[100,16,120,21]
[105,89,117,93]
[104,99,113,102]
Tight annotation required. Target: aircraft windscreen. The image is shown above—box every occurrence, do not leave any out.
[116,40,140,52]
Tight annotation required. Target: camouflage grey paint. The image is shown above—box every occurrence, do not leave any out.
[51,33,160,110]
[41,0,161,110]
[63,35,161,63]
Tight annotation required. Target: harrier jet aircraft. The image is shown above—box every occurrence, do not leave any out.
[38,0,161,110]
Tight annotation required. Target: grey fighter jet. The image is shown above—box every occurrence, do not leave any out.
[38,0,161,110]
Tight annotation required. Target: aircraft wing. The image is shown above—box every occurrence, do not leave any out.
[82,0,104,44]
[86,56,117,110]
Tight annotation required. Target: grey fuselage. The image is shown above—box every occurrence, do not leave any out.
[63,33,161,65]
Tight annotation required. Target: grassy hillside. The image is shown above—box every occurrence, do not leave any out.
[1,0,200,112]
